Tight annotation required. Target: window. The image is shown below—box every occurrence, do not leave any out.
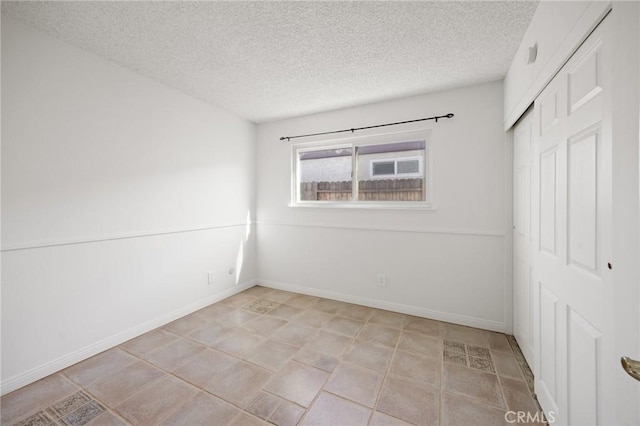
[292,130,432,208]
[371,157,423,178]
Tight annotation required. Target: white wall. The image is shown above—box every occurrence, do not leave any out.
[1,17,257,394]
[256,81,511,332]
[610,2,640,423]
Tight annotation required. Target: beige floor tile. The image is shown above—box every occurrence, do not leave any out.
[229,412,269,426]
[172,349,236,388]
[311,299,346,315]
[444,325,489,347]
[300,392,371,426]
[285,294,320,309]
[293,310,334,328]
[243,301,275,315]
[500,377,540,414]
[488,332,512,353]
[344,340,394,372]
[337,304,375,322]
[492,351,525,381]
[323,316,364,337]
[357,323,401,348]
[246,391,282,420]
[187,321,237,346]
[441,393,508,426]
[63,348,136,388]
[369,411,414,426]
[243,298,279,314]
[204,360,272,408]
[469,356,495,373]
[265,361,329,407]
[86,361,164,407]
[403,316,442,338]
[115,375,197,425]
[267,304,304,320]
[443,363,504,408]
[159,392,240,425]
[324,362,382,407]
[444,340,466,354]
[303,330,352,358]
[468,345,491,358]
[219,292,257,308]
[444,349,468,366]
[211,329,264,357]
[217,309,260,327]
[13,410,56,426]
[46,390,92,419]
[293,349,340,373]
[86,410,127,426]
[161,314,208,336]
[57,400,106,425]
[1,374,78,425]
[243,316,288,336]
[389,351,441,387]
[194,303,235,321]
[266,290,298,303]
[273,322,318,347]
[244,286,275,298]
[245,339,300,371]
[377,376,439,426]
[119,329,179,357]
[143,338,206,372]
[269,400,306,426]
[397,331,441,358]
[370,310,406,329]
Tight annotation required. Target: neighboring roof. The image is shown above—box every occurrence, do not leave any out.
[299,141,424,160]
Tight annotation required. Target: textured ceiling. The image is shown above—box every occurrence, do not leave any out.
[1,1,538,123]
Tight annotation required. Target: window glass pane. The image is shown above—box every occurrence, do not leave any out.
[298,148,352,201]
[357,140,425,202]
[372,161,395,176]
[397,159,419,174]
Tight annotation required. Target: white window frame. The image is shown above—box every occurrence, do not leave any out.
[290,128,434,210]
[369,156,424,179]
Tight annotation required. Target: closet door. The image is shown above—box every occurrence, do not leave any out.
[532,14,614,425]
[513,109,534,367]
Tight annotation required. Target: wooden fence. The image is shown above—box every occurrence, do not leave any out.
[300,179,423,201]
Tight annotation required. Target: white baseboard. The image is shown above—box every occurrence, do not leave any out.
[260,279,507,333]
[0,279,258,396]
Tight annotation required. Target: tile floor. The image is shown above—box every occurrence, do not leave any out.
[1,286,544,426]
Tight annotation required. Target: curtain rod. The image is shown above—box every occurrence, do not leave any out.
[279,113,454,142]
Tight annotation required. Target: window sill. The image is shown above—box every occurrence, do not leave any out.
[288,202,437,212]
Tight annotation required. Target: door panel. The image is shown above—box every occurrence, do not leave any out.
[567,308,600,425]
[540,91,560,135]
[513,108,535,366]
[567,42,602,115]
[539,148,559,256]
[539,284,558,401]
[532,15,613,425]
[567,129,599,272]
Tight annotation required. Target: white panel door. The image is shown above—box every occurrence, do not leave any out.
[532,15,614,425]
[513,109,535,367]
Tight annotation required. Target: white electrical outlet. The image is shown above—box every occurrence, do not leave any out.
[377,274,386,287]
[207,272,215,285]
